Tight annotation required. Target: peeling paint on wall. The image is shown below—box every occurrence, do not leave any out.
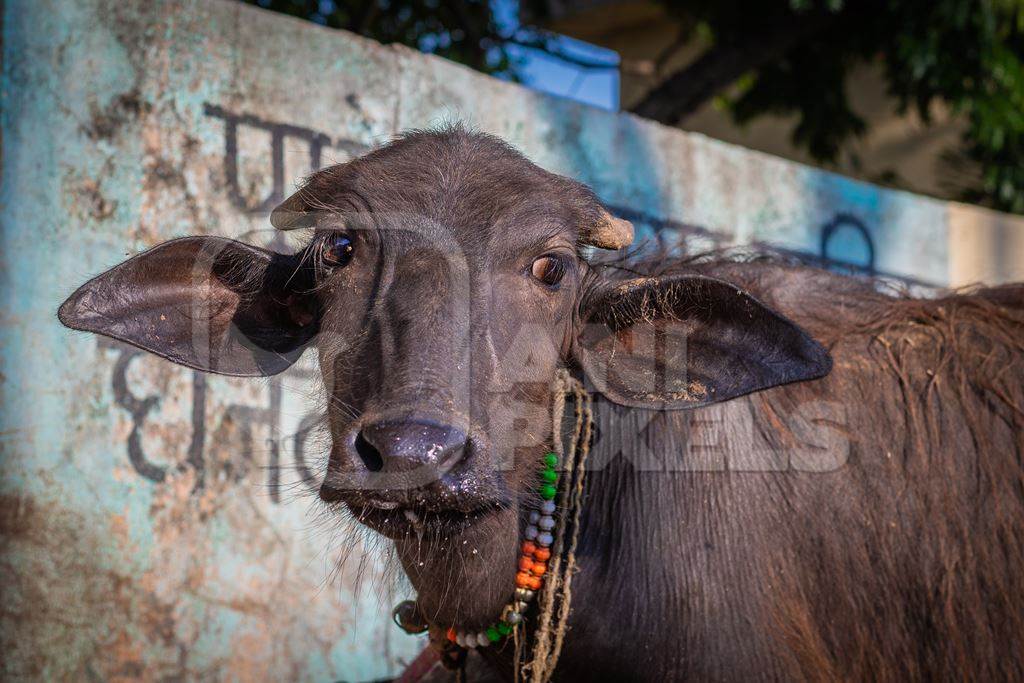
[2,0,1023,679]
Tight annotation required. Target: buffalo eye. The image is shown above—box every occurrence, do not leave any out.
[531,255,568,288]
[322,233,355,267]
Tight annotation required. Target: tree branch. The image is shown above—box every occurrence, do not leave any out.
[630,11,837,124]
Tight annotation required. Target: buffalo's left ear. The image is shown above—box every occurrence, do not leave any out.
[58,237,319,377]
[575,275,832,408]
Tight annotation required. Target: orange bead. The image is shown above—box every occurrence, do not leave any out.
[527,575,543,590]
[518,556,534,572]
[530,562,547,576]
[516,571,532,588]
[447,627,457,643]
[522,541,537,556]
[533,547,551,562]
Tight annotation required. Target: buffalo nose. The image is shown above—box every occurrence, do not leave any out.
[355,420,468,475]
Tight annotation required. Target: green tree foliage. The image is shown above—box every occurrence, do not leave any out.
[638,0,1024,212]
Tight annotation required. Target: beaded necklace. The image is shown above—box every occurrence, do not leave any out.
[446,450,561,649]
[393,371,592,681]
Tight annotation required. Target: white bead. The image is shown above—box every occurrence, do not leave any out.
[524,525,538,540]
[507,611,522,624]
[464,633,477,648]
[515,587,534,601]
[477,632,490,647]
[541,500,556,515]
[529,511,540,524]
[538,515,555,530]
[537,532,553,546]
[455,632,465,646]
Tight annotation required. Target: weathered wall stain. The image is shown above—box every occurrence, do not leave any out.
[0,493,182,681]
[81,89,153,142]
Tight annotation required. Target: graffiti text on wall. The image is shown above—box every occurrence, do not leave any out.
[203,102,371,213]
[100,338,321,502]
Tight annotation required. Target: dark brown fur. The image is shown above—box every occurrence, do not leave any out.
[756,272,1024,682]
[555,259,1024,680]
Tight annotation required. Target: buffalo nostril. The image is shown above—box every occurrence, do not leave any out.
[354,430,384,472]
[357,420,468,476]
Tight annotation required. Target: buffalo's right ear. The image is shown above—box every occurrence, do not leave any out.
[58,237,319,376]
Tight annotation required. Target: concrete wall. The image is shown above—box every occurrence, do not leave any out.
[3,0,1023,680]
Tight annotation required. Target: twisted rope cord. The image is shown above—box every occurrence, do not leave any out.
[522,369,593,682]
[547,382,591,670]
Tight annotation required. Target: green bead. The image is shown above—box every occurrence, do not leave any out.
[541,469,558,483]
[486,626,501,642]
[540,484,557,500]
[544,452,558,468]
[497,622,512,636]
